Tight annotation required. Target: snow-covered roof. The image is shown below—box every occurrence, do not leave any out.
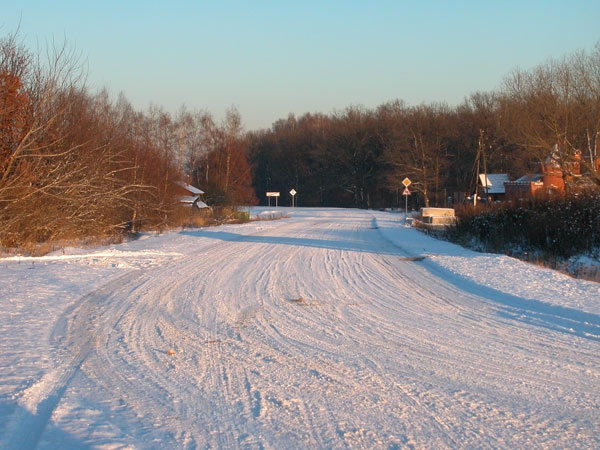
[179,196,199,204]
[479,173,510,194]
[180,196,210,209]
[177,181,204,195]
[177,181,207,208]
[512,174,543,183]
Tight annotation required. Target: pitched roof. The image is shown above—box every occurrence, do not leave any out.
[479,173,510,194]
[180,196,199,204]
[180,197,210,209]
[177,181,204,195]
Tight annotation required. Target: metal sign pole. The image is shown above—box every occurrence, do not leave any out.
[401,178,411,226]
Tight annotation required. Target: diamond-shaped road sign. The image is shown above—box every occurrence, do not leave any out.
[402,177,411,187]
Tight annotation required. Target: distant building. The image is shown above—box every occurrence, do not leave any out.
[176,181,210,209]
[504,174,544,199]
[504,150,598,199]
[477,173,510,202]
[539,152,573,196]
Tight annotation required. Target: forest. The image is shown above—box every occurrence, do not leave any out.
[248,44,600,209]
[0,32,256,250]
[1,30,599,250]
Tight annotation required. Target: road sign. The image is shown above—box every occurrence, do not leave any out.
[289,189,296,196]
[266,191,280,207]
[402,183,411,225]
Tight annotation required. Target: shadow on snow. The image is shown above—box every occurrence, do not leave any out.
[422,258,600,344]
[182,225,600,343]
[180,228,401,256]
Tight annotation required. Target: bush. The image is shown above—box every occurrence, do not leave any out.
[447,192,600,260]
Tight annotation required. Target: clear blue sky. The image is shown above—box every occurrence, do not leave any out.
[3,1,599,130]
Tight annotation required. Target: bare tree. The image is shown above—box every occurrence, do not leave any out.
[501,44,600,190]
[329,106,386,208]
[385,103,451,207]
[0,32,176,247]
[0,34,92,246]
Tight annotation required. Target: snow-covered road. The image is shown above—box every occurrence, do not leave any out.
[1,208,599,449]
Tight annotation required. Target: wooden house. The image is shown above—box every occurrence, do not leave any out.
[477,173,510,202]
[176,181,209,210]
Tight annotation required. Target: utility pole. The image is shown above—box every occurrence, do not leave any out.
[470,129,488,205]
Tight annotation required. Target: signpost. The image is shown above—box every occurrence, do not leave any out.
[289,189,297,208]
[266,191,280,207]
[402,178,411,225]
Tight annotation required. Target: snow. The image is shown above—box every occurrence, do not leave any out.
[1,207,598,449]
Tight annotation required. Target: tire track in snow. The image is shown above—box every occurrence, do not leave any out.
[230,216,476,446]
[72,223,309,447]
[228,212,598,448]
[3,271,141,450]
[11,209,597,448]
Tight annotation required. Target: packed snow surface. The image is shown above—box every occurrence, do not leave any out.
[1,207,598,449]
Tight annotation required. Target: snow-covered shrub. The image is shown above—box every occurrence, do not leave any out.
[448,192,600,260]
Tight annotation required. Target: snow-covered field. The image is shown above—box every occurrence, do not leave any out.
[1,207,598,449]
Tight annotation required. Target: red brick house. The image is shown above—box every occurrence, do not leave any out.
[504,150,599,199]
[504,174,544,199]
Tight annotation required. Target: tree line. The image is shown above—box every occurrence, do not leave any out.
[0,32,254,250]
[2,29,599,250]
[248,42,600,209]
